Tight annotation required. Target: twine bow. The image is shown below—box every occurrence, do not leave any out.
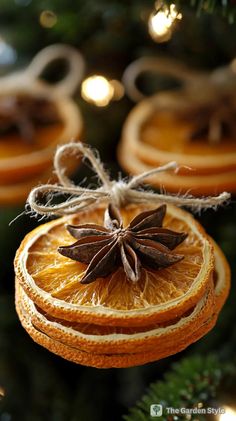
[27,142,230,217]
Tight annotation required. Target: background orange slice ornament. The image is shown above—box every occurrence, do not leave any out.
[120,58,236,195]
[118,139,236,195]
[121,93,236,174]
[0,168,54,206]
[0,44,84,205]
[15,204,215,327]
[0,94,82,185]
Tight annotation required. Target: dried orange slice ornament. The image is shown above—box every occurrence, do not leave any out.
[14,142,231,368]
[119,57,236,196]
[0,45,84,205]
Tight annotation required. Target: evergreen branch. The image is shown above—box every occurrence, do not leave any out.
[164,0,236,22]
[124,355,234,421]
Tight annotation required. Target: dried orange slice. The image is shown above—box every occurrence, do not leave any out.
[15,283,218,368]
[0,167,55,206]
[118,140,236,195]
[15,278,215,354]
[15,238,229,356]
[210,238,231,313]
[15,232,229,367]
[0,143,81,206]
[119,93,236,194]
[15,203,214,327]
[0,94,82,186]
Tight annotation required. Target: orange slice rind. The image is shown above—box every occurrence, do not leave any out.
[211,238,231,312]
[14,286,220,369]
[15,279,215,354]
[15,289,218,368]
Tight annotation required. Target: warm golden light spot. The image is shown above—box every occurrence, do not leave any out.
[0,386,5,399]
[219,407,236,421]
[81,75,124,106]
[148,2,182,43]
[40,10,57,28]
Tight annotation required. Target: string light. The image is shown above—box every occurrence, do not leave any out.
[81,75,124,107]
[39,10,57,28]
[148,2,182,43]
[219,407,236,421]
[0,386,5,399]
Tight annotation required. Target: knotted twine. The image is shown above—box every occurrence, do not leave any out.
[27,142,230,218]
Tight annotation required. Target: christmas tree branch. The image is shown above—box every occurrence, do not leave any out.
[124,355,234,421]
[164,0,236,22]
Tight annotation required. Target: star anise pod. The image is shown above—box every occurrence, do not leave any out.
[58,204,187,284]
[0,94,60,142]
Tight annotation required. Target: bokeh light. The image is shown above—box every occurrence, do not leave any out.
[148,2,182,43]
[81,75,124,106]
[39,10,57,28]
[0,386,5,399]
[219,407,236,421]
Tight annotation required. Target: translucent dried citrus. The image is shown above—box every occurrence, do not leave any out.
[14,283,218,368]
[16,278,215,354]
[15,203,214,327]
[15,238,229,357]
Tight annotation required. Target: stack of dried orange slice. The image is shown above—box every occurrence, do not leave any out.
[0,94,82,205]
[118,92,236,196]
[14,203,230,368]
[0,44,84,205]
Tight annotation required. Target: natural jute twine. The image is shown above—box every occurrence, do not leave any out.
[26,142,230,217]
